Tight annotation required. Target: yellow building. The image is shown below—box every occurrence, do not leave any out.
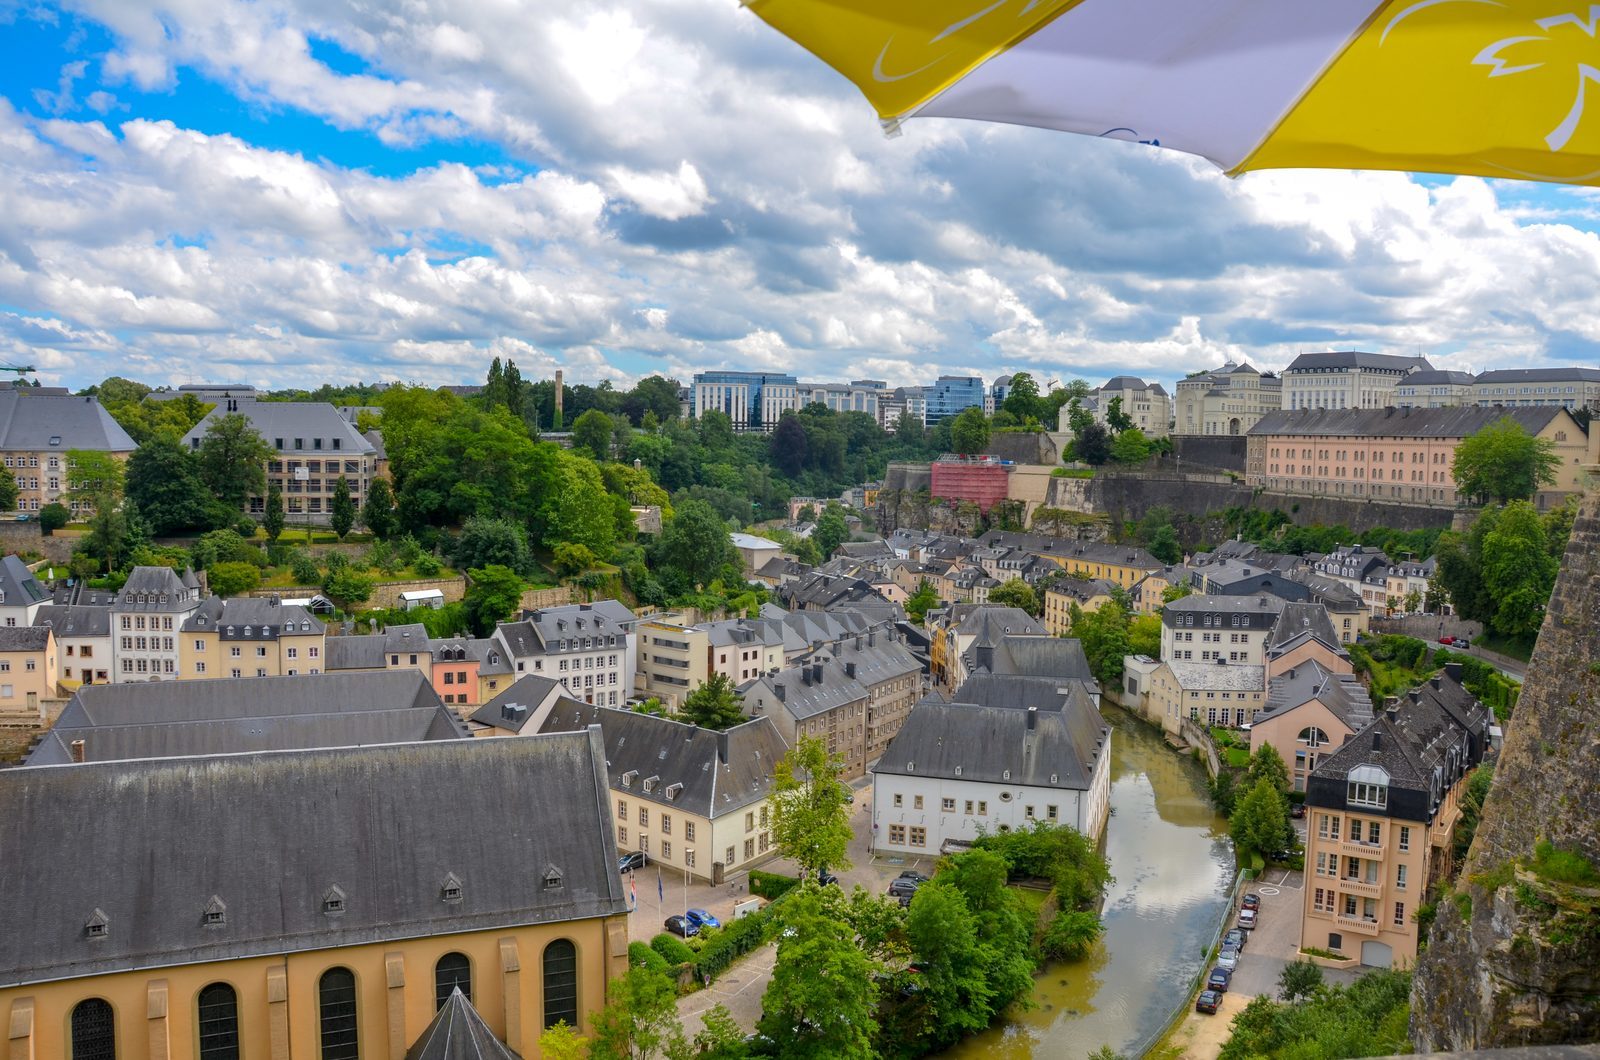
[0,388,136,516]
[1039,542,1163,591]
[180,597,327,679]
[1042,578,1116,637]
[0,731,629,1059]
[0,625,56,719]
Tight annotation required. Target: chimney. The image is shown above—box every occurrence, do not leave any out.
[1430,676,1442,691]
[812,662,825,684]
[774,683,786,702]
[845,661,856,679]
[1408,690,1421,706]
[70,739,86,764]
[868,630,876,647]
[1444,662,1463,682]
[717,730,730,765]
[1384,695,1399,711]
[801,668,811,687]
[1026,706,1037,731]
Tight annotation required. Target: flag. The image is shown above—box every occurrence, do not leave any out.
[628,876,637,912]
[657,867,664,904]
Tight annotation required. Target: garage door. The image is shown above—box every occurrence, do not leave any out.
[1361,940,1393,968]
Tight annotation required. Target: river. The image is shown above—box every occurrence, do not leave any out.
[943,706,1234,1059]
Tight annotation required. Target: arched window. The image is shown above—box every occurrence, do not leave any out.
[318,967,359,1060]
[542,940,578,1030]
[435,953,472,1009]
[197,983,240,1060]
[1297,726,1331,748]
[70,998,115,1060]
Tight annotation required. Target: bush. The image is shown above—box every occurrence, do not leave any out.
[749,870,801,900]
[39,503,69,535]
[629,941,670,975]
[289,552,321,585]
[1530,840,1600,886]
[414,552,443,577]
[207,562,262,598]
[650,933,696,966]
[693,894,788,982]
[1039,908,1103,960]
[232,515,258,538]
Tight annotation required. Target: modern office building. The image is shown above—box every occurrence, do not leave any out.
[924,375,986,425]
[800,380,885,417]
[691,371,802,432]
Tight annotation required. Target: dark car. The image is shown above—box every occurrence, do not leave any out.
[1223,927,1247,951]
[618,851,648,874]
[664,914,699,938]
[897,870,932,884]
[1290,802,1306,819]
[1207,966,1232,993]
[1242,893,1261,912]
[817,868,840,887]
[887,877,921,905]
[1196,989,1222,1014]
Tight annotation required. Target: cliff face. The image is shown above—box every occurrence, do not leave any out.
[1412,495,1600,1050]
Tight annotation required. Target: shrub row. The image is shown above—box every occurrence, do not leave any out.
[650,933,697,966]
[628,941,669,975]
[693,889,793,982]
[749,869,800,900]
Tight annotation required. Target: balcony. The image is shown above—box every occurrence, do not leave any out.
[1339,839,1386,860]
[1334,914,1382,936]
[1336,877,1384,899]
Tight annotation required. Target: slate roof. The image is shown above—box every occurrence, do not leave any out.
[24,671,466,765]
[744,638,920,722]
[537,704,788,819]
[51,585,117,606]
[0,391,135,452]
[1099,375,1161,393]
[952,606,1046,645]
[951,673,1097,715]
[875,701,1108,792]
[1167,661,1266,692]
[182,596,325,637]
[1249,405,1566,439]
[1402,370,1475,386]
[1164,594,1285,627]
[0,730,626,986]
[1266,603,1346,656]
[1257,660,1372,732]
[180,399,376,456]
[112,566,201,613]
[406,989,522,1060]
[470,675,569,734]
[1283,351,1432,372]
[983,635,1095,683]
[33,604,111,639]
[0,555,48,608]
[1473,367,1600,383]
[1045,577,1118,604]
[501,602,636,658]
[0,626,49,651]
[325,633,389,671]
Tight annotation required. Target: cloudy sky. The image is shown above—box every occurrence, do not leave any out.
[2,0,1599,395]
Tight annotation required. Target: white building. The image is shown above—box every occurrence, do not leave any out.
[1280,351,1431,412]
[878,386,927,431]
[1089,376,1171,438]
[691,371,802,432]
[800,380,885,418]
[1172,361,1283,436]
[872,701,1112,856]
[0,555,49,628]
[111,566,203,682]
[492,601,638,708]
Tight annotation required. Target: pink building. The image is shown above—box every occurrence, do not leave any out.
[931,456,1011,514]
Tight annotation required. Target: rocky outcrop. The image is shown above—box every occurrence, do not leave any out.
[1412,494,1600,1051]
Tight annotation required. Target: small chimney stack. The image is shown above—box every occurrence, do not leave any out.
[717,730,730,765]
[1026,706,1037,731]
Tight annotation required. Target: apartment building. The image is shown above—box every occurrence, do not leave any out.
[691,371,802,432]
[1280,351,1432,411]
[928,604,1046,692]
[1469,367,1600,411]
[0,626,56,717]
[180,397,379,525]
[878,385,928,430]
[1301,665,1491,968]
[1249,660,1373,793]
[636,614,786,707]
[540,702,791,884]
[111,566,204,681]
[1384,557,1439,615]
[1264,602,1355,679]
[1172,362,1282,436]
[34,605,111,688]
[493,601,638,708]
[179,597,326,680]
[1042,577,1117,635]
[1312,545,1397,616]
[1090,376,1171,437]
[1394,370,1475,408]
[1246,405,1595,509]
[0,389,137,516]
[1160,594,1284,667]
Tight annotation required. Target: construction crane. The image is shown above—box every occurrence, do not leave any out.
[0,364,37,384]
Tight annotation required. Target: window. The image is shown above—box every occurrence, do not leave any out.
[910,825,928,846]
[662,841,672,859]
[1399,826,1411,852]
[197,982,240,1060]
[1367,821,1381,845]
[745,811,755,832]
[638,808,648,828]
[318,968,359,1060]
[889,823,906,844]
[617,800,627,822]
[964,799,974,814]
[685,821,695,842]
[1397,864,1408,890]
[617,826,628,845]
[942,797,956,812]
[543,940,578,1029]
[745,838,755,860]
[435,953,472,1009]
[977,800,988,815]
[71,998,116,1060]
[1047,805,1058,820]
[893,793,903,808]
[726,845,736,864]
[1393,901,1406,926]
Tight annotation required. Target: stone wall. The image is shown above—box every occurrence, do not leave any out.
[1411,494,1600,1051]
[519,586,576,611]
[983,432,1051,465]
[1171,435,1249,473]
[0,523,74,563]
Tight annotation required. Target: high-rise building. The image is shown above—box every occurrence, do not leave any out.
[925,375,986,425]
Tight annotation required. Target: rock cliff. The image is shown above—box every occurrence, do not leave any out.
[1412,494,1600,1050]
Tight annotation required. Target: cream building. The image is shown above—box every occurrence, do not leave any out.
[1172,362,1283,436]
[1089,376,1170,438]
[0,387,137,516]
[1280,351,1431,411]
[34,605,111,688]
[180,597,326,679]
[0,626,56,718]
[112,566,204,682]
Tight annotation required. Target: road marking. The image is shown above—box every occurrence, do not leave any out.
[1259,886,1281,896]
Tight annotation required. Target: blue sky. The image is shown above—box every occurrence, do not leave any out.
[1,0,1598,394]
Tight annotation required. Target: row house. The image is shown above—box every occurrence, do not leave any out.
[539,702,791,884]
[1301,665,1491,969]
[1249,659,1374,793]
[111,566,203,682]
[1042,577,1117,636]
[179,597,326,680]
[1312,544,1396,617]
[493,601,638,708]
[0,626,56,719]
[1384,557,1440,615]
[0,555,50,627]
[927,604,1046,692]
[0,389,136,515]
[34,605,111,688]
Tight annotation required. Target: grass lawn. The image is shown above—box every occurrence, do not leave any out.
[1225,747,1251,769]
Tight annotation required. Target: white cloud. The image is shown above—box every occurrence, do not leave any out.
[605,161,712,221]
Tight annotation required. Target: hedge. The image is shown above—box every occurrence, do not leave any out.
[749,870,800,900]
[650,933,697,966]
[629,941,669,975]
[693,889,794,982]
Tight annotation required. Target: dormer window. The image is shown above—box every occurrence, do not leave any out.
[1347,764,1390,809]
[621,770,637,788]
[643,776,659,793]
[440,873,464,904]
[203,896,227,927]
[543,866,564,891]
[85,908,110,939]
[322,885,347,916]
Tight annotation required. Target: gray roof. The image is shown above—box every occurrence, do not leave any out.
[0,626,49,651]
[180,399,376,456]
[746,638,920,722]
[1266,603,1346,656]
[52,585,117,606]
[1401,370,1475,386]
[24,671,466,765]
[951,673,1098,715]
[1258,660,1372,732]
[406,989,522,1060]
[1164,593,1286,626]
[1283,351,1432,373]
[875,701,1108,791]
[325,633,389,671]
[0,555,48,607]
[33,604,111,639]
[538,703,789,819]
[1099,376,1161,393]
[983,635,1095,683]
[500,601,636,658]
[0,391,135,452]
[1167,661,1266,691]
[953,606,1046,645]
[0,730,626,987]
[1473,367,1600,384]
[470,675,568,734]
[181,596,325,636]
[113,566,201,612]
[1249,405,1568,439]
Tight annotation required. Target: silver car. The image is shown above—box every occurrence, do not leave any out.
[1216,944,1240,971]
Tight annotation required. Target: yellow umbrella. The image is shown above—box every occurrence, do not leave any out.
[746,0,1600,184]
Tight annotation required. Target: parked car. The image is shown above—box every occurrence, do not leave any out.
[685,908,721,931]
[1215,945,1240,971]
[664,914,699,938]
[1241,893,1261,912]
[896,870,932,884]
[1207,966,1232,993]
[887,877,921,906]
[1223,927,1248,952]
[1438,635,1455,645]
[817,868,839,887]
[1238,908,1258,930]
[12,513,27,522]
[1290,802,1306,819]
[618,851,648,873]
[1195,989,1222,1015]
[1456,640,1471,650]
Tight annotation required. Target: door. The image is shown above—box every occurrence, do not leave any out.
[1360,940,1393,968]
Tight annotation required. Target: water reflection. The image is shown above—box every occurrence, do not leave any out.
[942,708,1233,1059]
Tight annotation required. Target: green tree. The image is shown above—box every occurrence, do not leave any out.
[1245,744,1291,794]
[454,516,533,575]
[771,735,853,878]
[1104,396,1135,433]
[207,561,262,597]
[1452,416,1561,504]
[464,564,526,636]
[1229,777,1288,861]
[38,502,69,535]
[769,412,810,478]
[1069,595,1133,686]
[571,408,616,461]
[323,567,375,612]
[197,413,273,511]
[1278,958,1324,1002]
[587,965,688,1060]
[1110,427,1151,463]
[691,1004,747,1060]
[1002,372,1043,422]
[263,480,285,544]
[537,1021,588,1060]
[65,449,126,512]
[987,577,1040,616]
[654,500,740,589]
[1480,500,1558,637]
[1161,582,1192,603]
[552,542,600,577]
[905,878,991,1045]
[535,451,617,557]
[814,504,849,559]
[123,438,216,535]
[361,477,397,540]
[329,476,355,540]
[905,579,939,624]
[950,406,991,455]
[1146,523,1181,565]
[759,887,879,1060]
[1072,421,1112,465]
[1127,611,1162,659]
[1040,909,1103,961]
[680,673,744,730]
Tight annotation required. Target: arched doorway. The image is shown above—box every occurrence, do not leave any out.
[1228,418,1241,435]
